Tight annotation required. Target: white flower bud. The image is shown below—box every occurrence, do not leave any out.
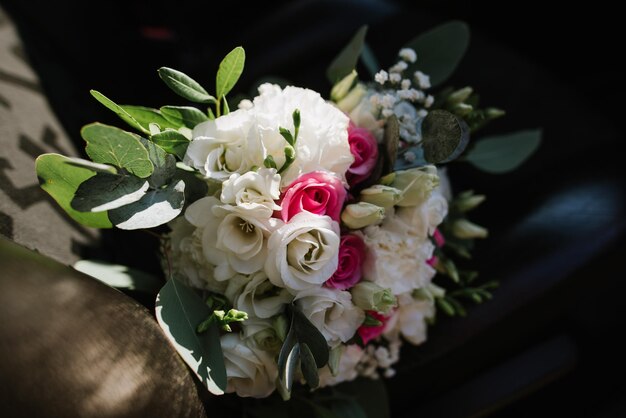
[452,219,489,239]
[341,202,385,229]
[331,70,358,102]
[351,281,397,314]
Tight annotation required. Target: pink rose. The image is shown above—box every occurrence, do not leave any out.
[280,171,347,222]
[324,234,366,290]
[346,125,378,186]
[357,311,390,345]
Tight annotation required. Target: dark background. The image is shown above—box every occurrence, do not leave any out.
[1,0,624,416]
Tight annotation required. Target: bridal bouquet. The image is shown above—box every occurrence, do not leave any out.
[35,21,540,416]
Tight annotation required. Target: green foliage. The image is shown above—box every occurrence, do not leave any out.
[155,278,227,395]
[158,67,216,104]
[403,21,470,87]
[81,123,153,178]
[327,25,368,84]
[160,105,208,129]
[151,130,190,160]
[35,154,112,228]
[216,46,246,99]
[464,129,542,173]
[89,90,150,134]
[421,109,470,164]
[119,105,179,130]
[71,173,148,212]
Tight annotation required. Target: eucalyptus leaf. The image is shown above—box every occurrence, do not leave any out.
[108,179,185,229]
[120,105,180,130]
[160,106,208,129]
[74,259,163,294]
[172,168,209,205]
[158,67,215,104]
[81,123,153,178]
[151,130,190,160]
[360,42,380,79]
[155,278,227,394]
[89,90,150,134]
[216,46,245,99]
[421,109,470,164]
[464,129,542,173]
[35,153,112,228]
[404,21,470,87]
[300,343,320,389]
[327,25,368,84]
[140,138,176,188]
[277,319,298,397]
[292,308,329,367]
[71,173,148,212]
[283,343,300,393]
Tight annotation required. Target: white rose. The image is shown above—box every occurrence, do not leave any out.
[165,217,227,293]
[221,333,277,398]
[265,212,340,294]
[294,286,365,348]
[384,292,435,345]
[362,209,436,294]
[251,84,353,186]
[220,168,282,218]
[185,197,278,281]
[318,344,364,387]
[184,109,259,180]
[224,271,293,319]
[241,317,283,353]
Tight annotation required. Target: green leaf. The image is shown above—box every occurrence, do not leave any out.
[155,278,227,394]
[335,378,389,418]
[140,138,176,188]
[151,130,190,160]
[64,158,118,174]
[216,46,246,99]
[74,259,163,294]
[120,105,180,130]
[160,106,208,129]
[300,343,320,389]
[327,25,368,84]
[464,129,542,173]
[421,109,470,164]
[158,67,216,104]
[404,21,470,87]
[172,167,209,205]
[277,320,298,398]
[360,42,380,79]
[81,123,153,178]
[35,154,112,228]
[108,179,185,229]
[71,173,148,212]
[292,308,329,368]
[89,90,150,134]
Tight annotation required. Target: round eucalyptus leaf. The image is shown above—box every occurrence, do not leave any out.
[422,109,470,164]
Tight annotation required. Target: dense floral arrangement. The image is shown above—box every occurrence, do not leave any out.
[35,21,540,416]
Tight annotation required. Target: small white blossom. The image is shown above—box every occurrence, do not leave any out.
[401,79,412,90]
[404,151,416,162]
[382,108,394,118]
[238,99,253,110]
[381,94,397,108]
[414,71,431,89]
[389,61,408,73]
[389,73,402,83]
[398,48,417,63]
[374,70,389,85]
[424,95,434,108]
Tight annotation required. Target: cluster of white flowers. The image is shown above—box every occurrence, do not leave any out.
[166,74,448,398]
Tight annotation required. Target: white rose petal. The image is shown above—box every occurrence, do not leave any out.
[294,286,365,348]
[385,292,435,345]
[225,271,293,319]
[184,109,258,180]
[265,212,340,294]
[251,84,354,186]
[220,168,282,217]
[221,333,278,398]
